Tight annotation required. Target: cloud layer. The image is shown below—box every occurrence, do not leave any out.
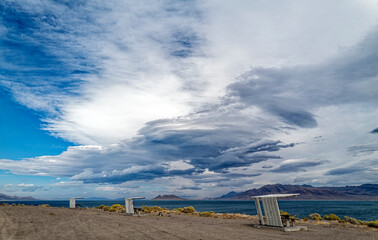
[1,0,378,198]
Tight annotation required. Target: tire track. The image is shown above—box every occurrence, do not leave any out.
[0,207,20,240]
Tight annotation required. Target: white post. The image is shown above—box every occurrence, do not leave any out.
[69,197,84,208]
[125,198,134,215]
[254,198,265,225]
[70,198,76,208]
[125,197,146,215]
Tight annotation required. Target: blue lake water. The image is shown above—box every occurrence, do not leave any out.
[1,200,377,221]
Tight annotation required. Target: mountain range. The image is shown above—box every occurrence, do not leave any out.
[0,193,36,201]
[152,194,187,200]
[217,184,378,200]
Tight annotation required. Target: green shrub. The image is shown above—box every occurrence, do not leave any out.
[309,213,322,221]
[343,216,360,225]
[199,211,213,217]
[182,206,196,213]
[103,206,110,211]
[367,220,378,228]
[323,214,341,221]
[178,208,183,212]
[302,217,309,221]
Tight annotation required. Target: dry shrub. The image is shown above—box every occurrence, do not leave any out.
[343,216,361,225]
[221,213,236,219]
[39,204,50,207]
[233,213,251,219]
[150,206,164,212]
[1,203,9,206]
[109,204,124,212]
[141,206,163,213]
[182,206,196,213]
[367,220,378,228]
[199,211,214,217]
[323,214,341,221]
[280,210,297,222]
[141,206,151,213]
[95,205,106,210]
[309,213,322,221]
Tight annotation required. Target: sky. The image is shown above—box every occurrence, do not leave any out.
[0,0,377,200]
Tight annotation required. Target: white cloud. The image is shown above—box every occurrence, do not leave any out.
[1,0,378,198]
[18,183,34,187]
[95,186,117,192]
[4,0,378,145]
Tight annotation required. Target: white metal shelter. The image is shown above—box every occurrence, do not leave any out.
[69,197,84,208]
[252,194,299,227]
[125,197,146,215]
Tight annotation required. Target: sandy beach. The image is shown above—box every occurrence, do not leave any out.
[0,205,376,240]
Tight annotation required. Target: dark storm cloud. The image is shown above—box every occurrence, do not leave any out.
[326,167,364,176]
[179,186,202,190]
[70,124,293,183]
[326,159,378,176]
[271,159,329,173]
[370,128,378,134]
[348,143,378,156]
[225,29,378,129]
[74,165,202,184]
[262,165,273,169]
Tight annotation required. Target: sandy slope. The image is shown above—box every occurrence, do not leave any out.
[0,205,376,240]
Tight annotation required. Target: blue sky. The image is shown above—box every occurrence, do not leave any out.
[0,0,378,199]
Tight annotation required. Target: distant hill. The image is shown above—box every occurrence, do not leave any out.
[218,191,239,199]
[83,197,113,200]
[0,193,36,201]
[152,195,186,200]
[217,184,378,200]
[323,184,378,197]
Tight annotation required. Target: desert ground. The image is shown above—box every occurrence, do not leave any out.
[0,205,377,240]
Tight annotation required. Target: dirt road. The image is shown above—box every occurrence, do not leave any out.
[0,205,376,240]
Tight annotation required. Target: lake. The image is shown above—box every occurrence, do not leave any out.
[1,200,377,221]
